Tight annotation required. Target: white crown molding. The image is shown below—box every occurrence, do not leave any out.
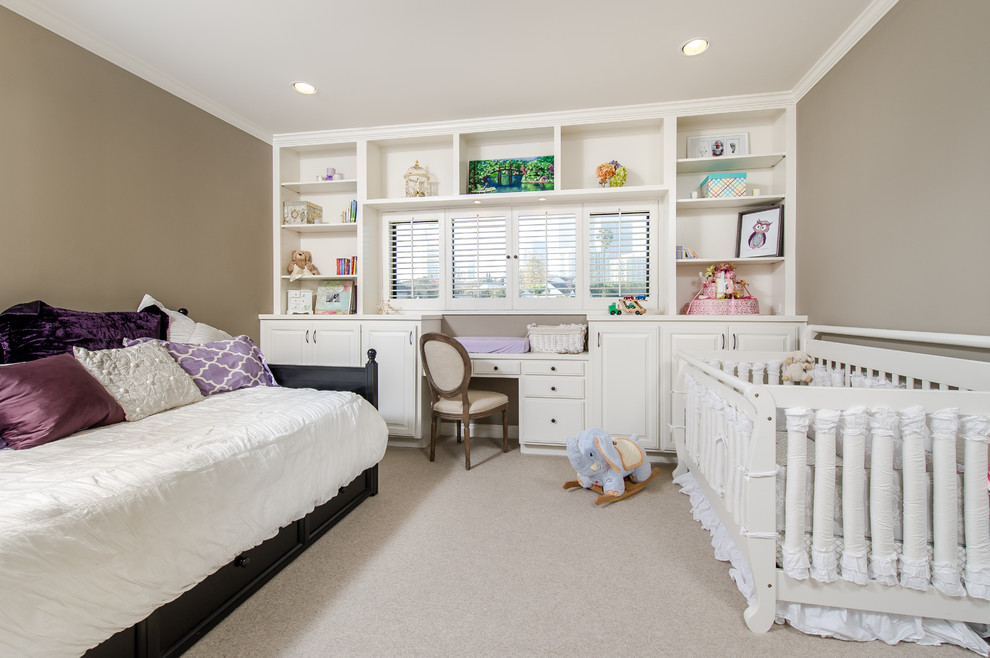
[1,0,273,144]
[792,0,900,101]
[273,91,799,147]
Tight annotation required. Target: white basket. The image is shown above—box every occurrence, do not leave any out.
[526,323,587,354]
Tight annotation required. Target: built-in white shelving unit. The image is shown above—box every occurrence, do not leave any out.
[271,103,796,317]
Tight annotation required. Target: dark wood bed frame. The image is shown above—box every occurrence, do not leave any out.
[86,350,380,658]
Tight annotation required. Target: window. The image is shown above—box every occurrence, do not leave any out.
[517,211,577,298]
[588,210,650,298]
[450,213,507,299]
[388,217,440,300]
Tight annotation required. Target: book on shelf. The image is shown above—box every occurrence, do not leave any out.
[676,245,699,259]
[315,280,355,315]
[335,256,358,276]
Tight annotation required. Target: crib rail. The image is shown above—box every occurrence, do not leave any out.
[673,344,990,633]
[804,325,990,392]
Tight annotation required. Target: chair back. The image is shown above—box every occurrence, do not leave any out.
[420,333,471,401]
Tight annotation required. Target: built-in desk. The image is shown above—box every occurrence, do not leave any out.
[468,352,590,454]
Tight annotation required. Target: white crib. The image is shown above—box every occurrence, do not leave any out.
[672,325,990,650]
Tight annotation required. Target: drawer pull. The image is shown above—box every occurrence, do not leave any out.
[493,365,499,371]
[550,418,557,424]
[234,555,251,568]
[550,386,557,391]
[550,366,557,371]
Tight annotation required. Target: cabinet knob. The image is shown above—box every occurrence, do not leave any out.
[493,365,499,371]
[550,418,557,424]
[550,386,556,391]
[550,366,556,371]
[234,555,251,568]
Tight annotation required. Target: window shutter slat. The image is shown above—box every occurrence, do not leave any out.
[389,219,440,299]
[588,210,651,298]
[451,215,507,299]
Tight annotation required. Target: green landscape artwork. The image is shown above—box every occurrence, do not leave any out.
[467,156,554,194]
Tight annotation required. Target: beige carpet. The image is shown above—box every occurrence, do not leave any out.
[186,437,964,657]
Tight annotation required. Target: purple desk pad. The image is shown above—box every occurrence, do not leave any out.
[454,336,530,354]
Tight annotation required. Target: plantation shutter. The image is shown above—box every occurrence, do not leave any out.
[517,211,577,298]
[588,210,650,298]
[450,214,507,299]
[388,218,440,299]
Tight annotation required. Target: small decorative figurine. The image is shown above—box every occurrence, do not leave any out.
[376,297,396,315]
[403,160,430,198]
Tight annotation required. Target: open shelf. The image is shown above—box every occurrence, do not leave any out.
[281,223,357,234]
[676,152,785,174]
[676,195,783,210]
[281,179,358,195]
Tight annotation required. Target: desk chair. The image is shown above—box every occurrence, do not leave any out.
[419,333,509,470]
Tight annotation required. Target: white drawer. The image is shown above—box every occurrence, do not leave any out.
[521,398,585,445]
[472,359,520,376]
[522,360,585,376]
[522,376,585,399]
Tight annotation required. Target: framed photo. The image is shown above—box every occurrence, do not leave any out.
[686,133,749,159]
[736,205,783,258]
[315,280,355,315]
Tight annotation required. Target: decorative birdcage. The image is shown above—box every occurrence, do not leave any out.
[403,160,429,198]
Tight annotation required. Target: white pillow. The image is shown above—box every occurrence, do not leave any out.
[73,342,203,421]
[138,294,231,344]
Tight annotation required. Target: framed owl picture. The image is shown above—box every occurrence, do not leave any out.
[736,205,783,258]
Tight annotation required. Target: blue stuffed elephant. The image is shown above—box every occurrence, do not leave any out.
[565,428,653,497]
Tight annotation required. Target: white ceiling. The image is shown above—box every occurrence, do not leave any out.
[3,0,895,141]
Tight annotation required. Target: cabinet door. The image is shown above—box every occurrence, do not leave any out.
[260,320,311,365]
[311,324,362,367]
[660,324,728,452]
[729,324,799,351]
[362,323,419,437]
[591,324,659,450]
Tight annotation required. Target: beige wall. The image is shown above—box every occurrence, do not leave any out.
[0,8,271,339]
[796,0,990,334]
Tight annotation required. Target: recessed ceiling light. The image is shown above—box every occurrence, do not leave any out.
[681,38,709,56]
[291,81,317,95]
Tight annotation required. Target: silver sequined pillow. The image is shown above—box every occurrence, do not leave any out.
[73,342,203,421]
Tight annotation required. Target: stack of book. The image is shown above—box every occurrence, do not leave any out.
[676,245,699,259]
[335,256,357,275]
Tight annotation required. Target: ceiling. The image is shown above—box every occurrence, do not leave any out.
[3,0,895,141]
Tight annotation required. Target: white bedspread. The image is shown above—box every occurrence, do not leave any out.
[0,386,388,657]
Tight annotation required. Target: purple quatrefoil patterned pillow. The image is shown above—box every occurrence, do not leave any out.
[124,335,277,396]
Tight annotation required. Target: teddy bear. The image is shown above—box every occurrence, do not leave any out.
[287,249,320,277]
[781,350,813,384]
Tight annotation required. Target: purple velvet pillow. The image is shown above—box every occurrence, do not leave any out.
[0,353,126,449]
[0,300,167,364]
[124,335,277,396]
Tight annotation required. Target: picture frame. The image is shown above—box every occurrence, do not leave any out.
[686,132,749,159]
[736,205,783,258]
[466,156,554,194]
[315,280,355,315]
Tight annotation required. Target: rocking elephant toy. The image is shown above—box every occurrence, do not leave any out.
[563,428,659,505]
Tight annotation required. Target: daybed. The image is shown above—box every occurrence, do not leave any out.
[0,301,388,658]
[672,325,990,653]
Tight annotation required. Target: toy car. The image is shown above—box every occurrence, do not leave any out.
[621,296,646,315]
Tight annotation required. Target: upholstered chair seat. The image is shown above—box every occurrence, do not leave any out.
[433,390,508,416]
